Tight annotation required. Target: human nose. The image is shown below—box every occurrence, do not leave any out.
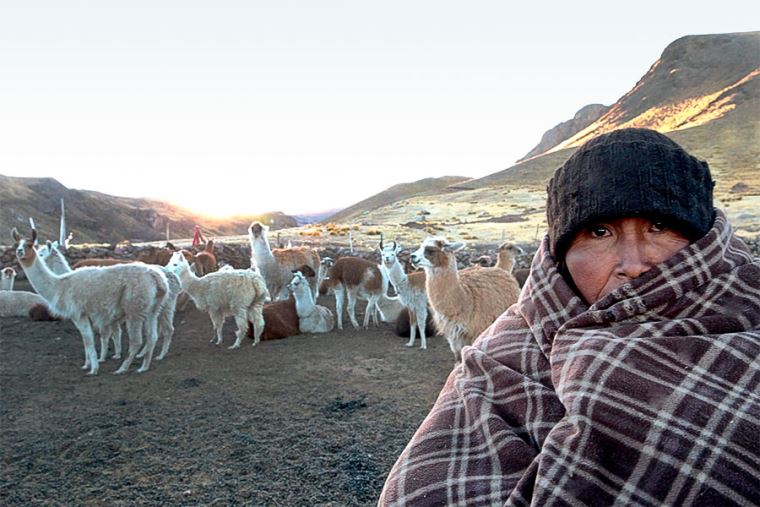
[615,240,651,280]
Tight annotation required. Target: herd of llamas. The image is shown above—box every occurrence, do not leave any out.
[1,221,525,375]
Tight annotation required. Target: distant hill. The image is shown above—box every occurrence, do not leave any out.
[330,31,760,244]
[326,176,470,223]
[0,175,297,245]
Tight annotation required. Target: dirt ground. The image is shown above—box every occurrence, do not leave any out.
[0,281,455,506]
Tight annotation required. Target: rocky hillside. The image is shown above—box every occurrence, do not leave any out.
[554,31,760,152]
[326,176,470,223]
[330,31,760,243]
[517,104,610,162]
[0,175,298,245]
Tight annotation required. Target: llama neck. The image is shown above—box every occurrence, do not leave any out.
[497,253,515,273]
[293,287,314,317]
[251,235,276,265]
[386,261,409,292]
[22,256,64,304]
[178,264,203,297]
[425,262,465,314]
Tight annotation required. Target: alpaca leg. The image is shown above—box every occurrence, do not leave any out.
[417,308,427,350]
[111,325,122,359]
[74,318,99,375]
[334,287,345,330]
[98,326,110,363]
[137,314,159,373]
[367,296,380,327]
[229,309,248,349]
[157,307,176,360]
[81,334,90,370]
[406,309,417,347]
[247,304,265,347]
[448,334,465,363]
[347,290,360,329]
[114,320,143,374]
[210,313,225,345]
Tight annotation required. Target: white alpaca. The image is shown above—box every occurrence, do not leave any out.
[1,267,16,291]
[287,271,335,333]
[380,241,429,349]
[166,251,267,348]
[0,290,49,317]
[249,221,320,300]
[13,228,168,375]
[136,267,182,361]
[36,241,71,275]
[36,240,127,362]
[410,237,521,361]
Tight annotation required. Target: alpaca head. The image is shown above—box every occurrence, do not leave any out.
[379,241,402,269]
[249,221,268,242]
[166,250,192,275]
[497,241,524,257]
[12,228,38,268]
[287,271,310,295]
[410,237,464,269]
[1,267,16,290]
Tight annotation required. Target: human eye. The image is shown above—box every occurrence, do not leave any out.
[650,220,668,233]
[587,225,611,238]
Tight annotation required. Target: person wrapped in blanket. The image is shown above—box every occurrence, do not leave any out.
[380,128,760,506]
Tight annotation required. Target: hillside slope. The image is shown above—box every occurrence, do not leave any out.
[0,175,297,245]
[326,176,470,223]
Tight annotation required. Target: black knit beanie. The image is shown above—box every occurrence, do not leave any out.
[547,128,715,260]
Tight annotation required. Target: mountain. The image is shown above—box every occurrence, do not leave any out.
[0,175,297,245]
[326,176,470,223]
[517,104,610,162]
[329,31,760,244]
[452,31,760,192]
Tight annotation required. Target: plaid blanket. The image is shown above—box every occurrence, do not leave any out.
[380,211,760,506]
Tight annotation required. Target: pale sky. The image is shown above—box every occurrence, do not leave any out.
[1,1,757,217]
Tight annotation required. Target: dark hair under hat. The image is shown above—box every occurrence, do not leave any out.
[546,128,715,260]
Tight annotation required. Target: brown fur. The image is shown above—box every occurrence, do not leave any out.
[247,297,301,340]
[407,271,426,290]
[193,241,218,277]
[494,242,521,272]
[513,268,530,288]
[320,257,382,293]
[395,306,437,338]
[246,264,315,340]
[417,238,521,361]
[28,303,60,321]
[136,247,176,266]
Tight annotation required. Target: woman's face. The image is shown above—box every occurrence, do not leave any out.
[565,217,690,305]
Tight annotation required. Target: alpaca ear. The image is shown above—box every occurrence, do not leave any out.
[11,227,20,242]
[31,228,38,245]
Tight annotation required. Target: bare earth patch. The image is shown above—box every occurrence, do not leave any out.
[0,288,454,506]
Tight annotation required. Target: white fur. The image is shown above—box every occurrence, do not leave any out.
[0,290,48,317]
[1,267,16,291]
[249,222,320,300]
[167,251,267,349]
[380,242,430,349]
[14,230,169,375]
[287,271,335,333]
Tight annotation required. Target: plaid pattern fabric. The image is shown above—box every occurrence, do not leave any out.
[379,211,760,506]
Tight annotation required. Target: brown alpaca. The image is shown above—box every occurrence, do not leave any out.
[319,257,386,330]
[411,237,521,361]
[193,240,218,276]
